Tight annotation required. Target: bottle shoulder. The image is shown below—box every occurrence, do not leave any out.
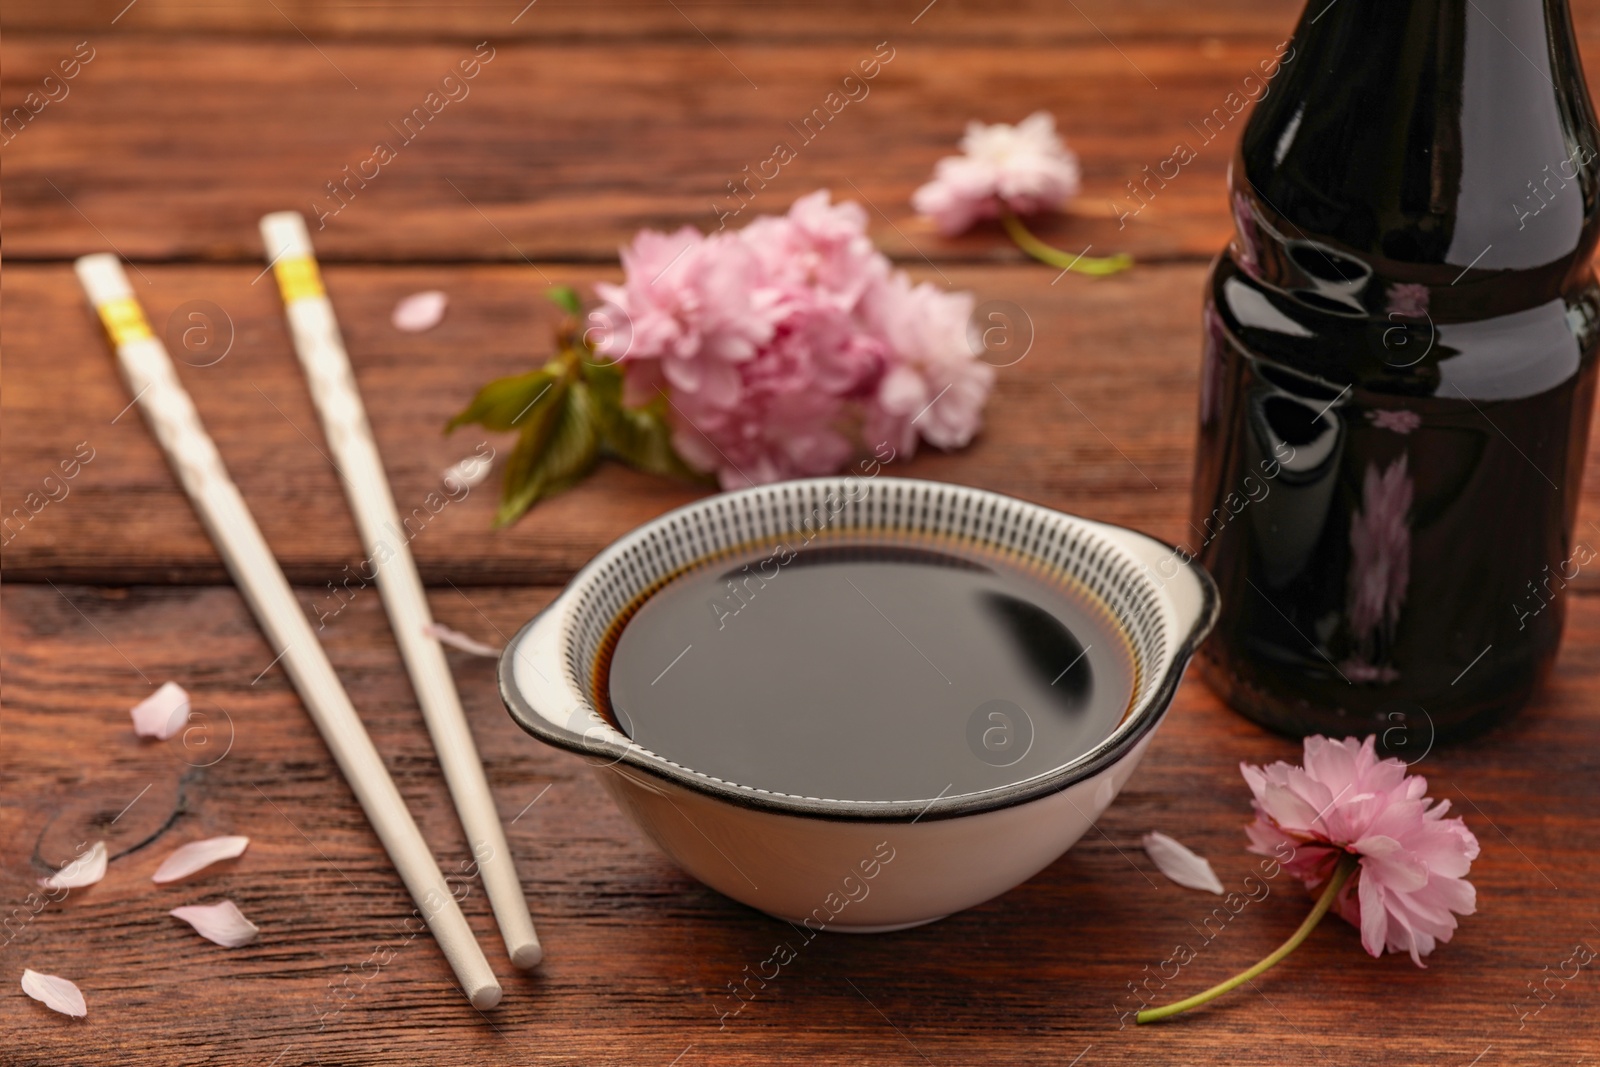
[1207,252,1600,402]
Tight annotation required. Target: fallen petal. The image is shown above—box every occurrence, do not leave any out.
[393,290,448,332]
[20,969,87,1018]
[39,841,107,890]
[423,622,500,658]
[131,681,190,740]
[441,453,492,493]
[1142,831,1225,894]
[170,900,259,947]
[152,836,250,884]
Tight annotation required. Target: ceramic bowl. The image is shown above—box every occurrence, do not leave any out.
[499,477,1217,932]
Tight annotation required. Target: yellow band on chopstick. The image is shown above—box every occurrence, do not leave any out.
[96,296,153,348]
[272,255,326,304]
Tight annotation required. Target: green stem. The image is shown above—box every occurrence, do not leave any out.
[1136,852,1359,1025]
[998,209,1133,276]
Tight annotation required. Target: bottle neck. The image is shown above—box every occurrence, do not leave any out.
[1236,0,1597,307]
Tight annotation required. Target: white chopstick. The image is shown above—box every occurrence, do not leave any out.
[259,212,542,970]
[73,254,502,1010]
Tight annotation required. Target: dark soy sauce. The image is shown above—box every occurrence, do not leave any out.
[601,532,1137,803]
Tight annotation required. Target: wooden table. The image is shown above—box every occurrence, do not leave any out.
[4,3,1598,1064]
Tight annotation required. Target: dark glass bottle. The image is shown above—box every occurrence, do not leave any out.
[1193,0,1600,744]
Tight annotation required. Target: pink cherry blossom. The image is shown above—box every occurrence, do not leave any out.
[592,226,779,410]
[742,192,887,311]
[861,272,992,453]
[1242,735,1479,965]
[912,112,1082,236]
[590,191,993,488]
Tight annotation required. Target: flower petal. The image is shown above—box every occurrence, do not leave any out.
[1353,834,1430,892]
[38,841,107,890]
[152,836,250,884]
[392,290,448,332]
[1301,735,1363,794]
[1259,778,1326,834]
[20,969,86,1017]
[441,453,492,493]
[422,623,500,658]
[1356,868,1389,959]
[1142,831,1224,894]
[131,681,189,740]
[170,900,259,947]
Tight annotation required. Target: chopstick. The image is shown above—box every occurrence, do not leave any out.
[258,212,542,970]
[73,254,503,1010]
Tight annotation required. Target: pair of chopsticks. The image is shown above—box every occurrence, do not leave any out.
[75,212,539,1009]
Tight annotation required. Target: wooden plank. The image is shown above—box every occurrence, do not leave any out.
[15,28,1600,266]
[17,0,1600,48]
[1,33,1297,264]
[1,0,1305,44]
[2,580,1596,1065]
[0,261,1198,584]
[8,261,1600,587]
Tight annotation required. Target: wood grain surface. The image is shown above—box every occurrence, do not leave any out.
[2,582,1598,1067]
[5,1,1600,1064]
[7,262,1600,587]
[0,0,1311,42]
[0,262,1254,584]
[2,32,1306,264]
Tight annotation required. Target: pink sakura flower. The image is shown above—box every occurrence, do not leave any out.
[914,114,1130,277]
[671,385,854,489]
[591,191,993,488]
[592,227,780,410]
[861,272,993,453]
[742,192,887,311]
[1242,736,1479,966]
[1137,735,1479,1025]
[912,111,1081,236]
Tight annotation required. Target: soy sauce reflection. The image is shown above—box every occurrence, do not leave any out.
[979,590,1093,708]
[604,534,1136,802]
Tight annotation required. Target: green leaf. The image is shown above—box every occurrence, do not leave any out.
[498,377,568,504]
[580,355,624,406]
[445,368,558,433]
[600,401,707,482]
[546,286,584,317]
[581,359,711,483]
[494,380,602,526]
[581,359,635,424]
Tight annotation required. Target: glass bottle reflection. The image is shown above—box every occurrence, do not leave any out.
[1192,0,1600,743]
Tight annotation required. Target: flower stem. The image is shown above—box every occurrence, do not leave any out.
[998,209,1133,276]
[1136,852,1360,1024]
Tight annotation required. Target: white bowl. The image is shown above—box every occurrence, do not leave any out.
[499,477,1217,932]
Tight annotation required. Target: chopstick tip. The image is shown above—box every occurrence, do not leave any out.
[511,939,544,970]
[469,981,503,1011]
